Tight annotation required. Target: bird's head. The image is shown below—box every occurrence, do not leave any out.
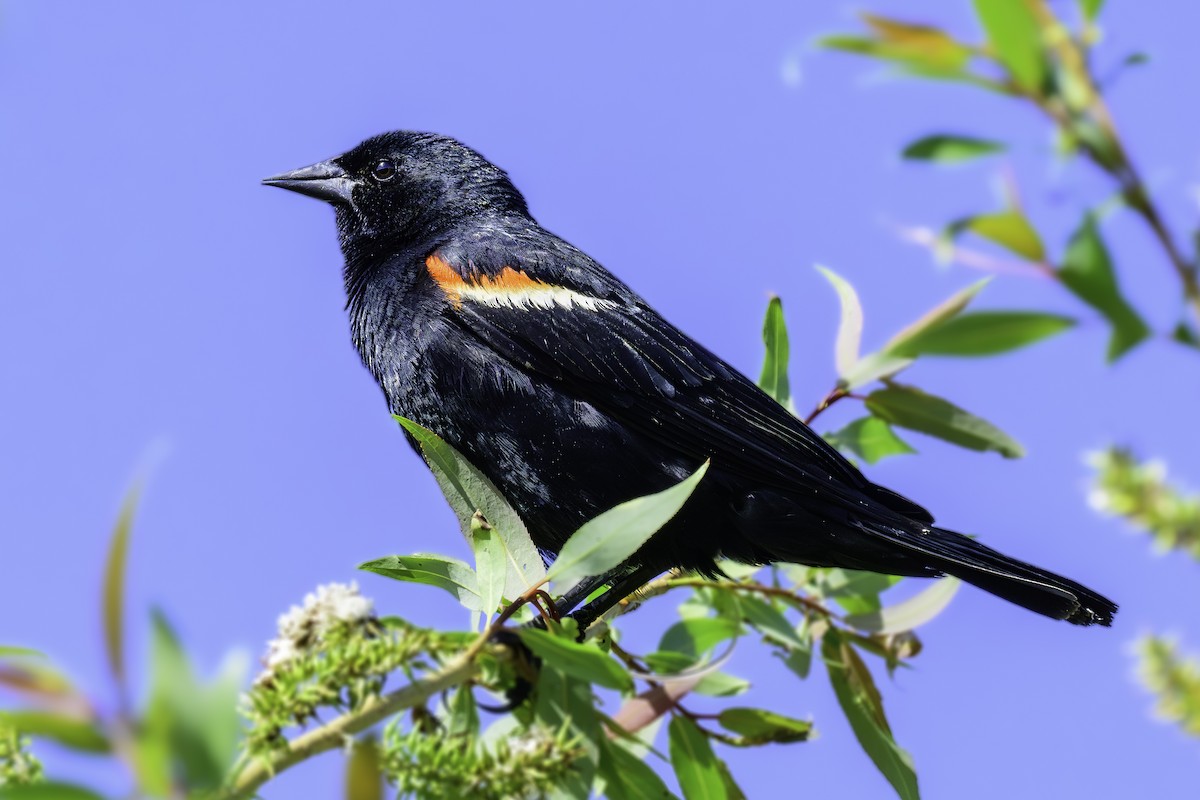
[264,131,529,253]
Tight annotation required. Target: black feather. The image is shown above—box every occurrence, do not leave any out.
[265,130,1118,628]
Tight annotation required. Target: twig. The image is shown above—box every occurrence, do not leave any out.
[804,386,849,426]
[661,577,838,619]
[673,703,743,746]
[608,640,650,674]
[491,581,550,627]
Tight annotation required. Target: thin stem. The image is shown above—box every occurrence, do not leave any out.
[672,705,743,747]
[662,577,838,620]
[491,580,550,628]
[804,386,848,426]
[608,640,650,674]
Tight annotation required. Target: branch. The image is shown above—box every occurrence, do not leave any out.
[220,651,480,800]
[1020,0,1200,324]
[662,577,838,619]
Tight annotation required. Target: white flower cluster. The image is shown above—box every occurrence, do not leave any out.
[256,582,375,683]
[507,727,555,758]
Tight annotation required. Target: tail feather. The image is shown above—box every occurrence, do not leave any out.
[857,522,1117,627]
[928,528,1116,626]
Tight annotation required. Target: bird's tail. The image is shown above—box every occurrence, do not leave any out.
[893,525,1117,626]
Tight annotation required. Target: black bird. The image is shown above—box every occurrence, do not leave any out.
[264,131,1116,629]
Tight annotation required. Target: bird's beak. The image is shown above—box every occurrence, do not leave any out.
[262,160,355,204]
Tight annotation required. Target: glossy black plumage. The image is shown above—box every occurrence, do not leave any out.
[265,131,1117,627]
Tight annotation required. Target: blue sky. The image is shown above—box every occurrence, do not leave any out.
[3,1,1199,797]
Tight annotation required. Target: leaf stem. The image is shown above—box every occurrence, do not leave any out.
[804,386,849,426]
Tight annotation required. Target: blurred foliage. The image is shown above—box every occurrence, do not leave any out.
[1089,448,1200,560]
[823,0,1200,752]
[1090,449,1200,741]
[1137,637,1200,737]
[0,723,43,788]
[823,0,1198,359]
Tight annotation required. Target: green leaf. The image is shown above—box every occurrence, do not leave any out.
[816,266,864,377]
[643,650,700,674]
[738,596,806,651]
[137,611,246,792]
[693,672,751,698]
[820,14,972,75]
[717,707,813,745]
[1073,118,1122,170]
[954,211,1045,262]
[825,417,917,464]
[532,665,602,798]
[359,554,482,611]
[844,578,962,634]
[890,311,1074,357]
[547,461,709,588]
[865,384,1024,458]
[1079,0,1105,22]
[597,737,679,800]
[344,734,383,800]
[973,0,1047,91]
[659,617,741,659]
[823,630,920,800]
[102,482,141,703]
[0,711,109,753]
[469,512,506,618]
[757,296,792,409]
[901,135,1005,165]
[713,560,763,581]
[519,627,633,692]
[445,683,479,739]
[883,279,991,356]
[779,644,812,680]
[0,784,108,800]
[715,758,748,800]
[395,417,546,598]
[1059,215,1150,361]
[0,662,75,703]
[839,352,915,392]
[131,710,171,797]
[818,569,902,615]
[668,715,729,800]
[1172,321,1200,350]
[0,647,43,661]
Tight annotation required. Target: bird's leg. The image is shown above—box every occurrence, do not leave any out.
[484,566,663,713]
[481,574,609,713]
[546,572,614,619]
[560,564,663,635]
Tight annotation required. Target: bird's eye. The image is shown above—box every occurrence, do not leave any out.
[371,159,396,182]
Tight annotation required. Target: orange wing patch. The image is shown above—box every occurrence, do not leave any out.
[424,253,613,312]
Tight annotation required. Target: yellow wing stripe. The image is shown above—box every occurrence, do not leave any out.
[424,253,613,311]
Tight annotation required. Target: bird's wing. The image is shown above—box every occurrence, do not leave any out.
[424,249,933,523]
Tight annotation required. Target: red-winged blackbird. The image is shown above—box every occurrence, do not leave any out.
[265,131,1116,628]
